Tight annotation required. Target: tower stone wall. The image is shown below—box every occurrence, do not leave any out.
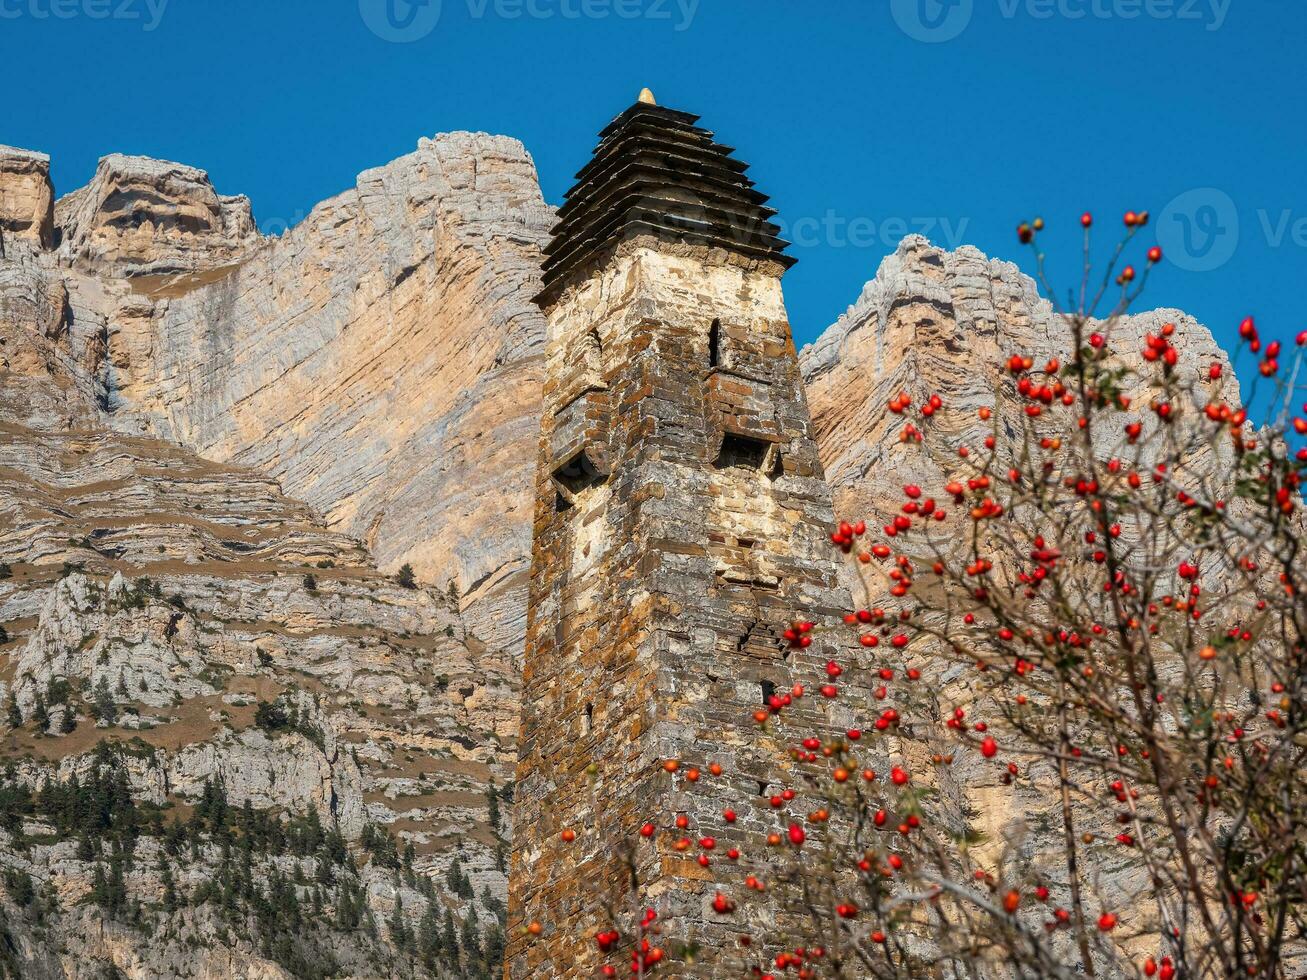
[507,100,858,978]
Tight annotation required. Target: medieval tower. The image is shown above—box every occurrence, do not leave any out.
[506,91,856,977]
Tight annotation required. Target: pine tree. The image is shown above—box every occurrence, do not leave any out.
[417,901,442,967]
[442,907,457,962]
[480,885,505,923]
[106,848,127,915]
[160,857,177,913]
[487,780,500,830]
[4,692,20,728]
[59,706,77,733]
[483,923,506,975]
[91,864,110,909]
[32,695,48,731]
[3,869,34,908]
[460,913,482,970]
[335,883,355,930]
[389,897,412,951]
[397,563,417,589]
[91,677,116,726]
[445,856,463,895]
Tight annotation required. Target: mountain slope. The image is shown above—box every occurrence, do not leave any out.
[0,256,514,978]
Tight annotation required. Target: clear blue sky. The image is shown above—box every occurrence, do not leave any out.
[4,0,1305,370]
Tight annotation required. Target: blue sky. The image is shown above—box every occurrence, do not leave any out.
[3,0,1305,372]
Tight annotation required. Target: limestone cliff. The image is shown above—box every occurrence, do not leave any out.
[801,235,1235,530]
[0,247,513,977]
[799,234,1243,940]
[54,154,258,278]
[0,146,55,252]
[92,134,554,659]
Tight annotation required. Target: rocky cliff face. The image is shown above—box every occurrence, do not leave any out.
[798,235,1242,941]
[0,231,514,976]
[801,234,1235,590]
[0,146,55,251]
[54,154,258,277]
[93,134,553,659]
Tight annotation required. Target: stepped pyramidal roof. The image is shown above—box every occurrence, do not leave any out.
[537,90,796,304]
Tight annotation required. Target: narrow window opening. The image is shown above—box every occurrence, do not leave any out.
[738,538,756,550]
[714,433,770,471]
[582,703,593,736]
[553,451,604,495]
[760,679,777,705]
[756,780,769,797]
[708,318,721,369]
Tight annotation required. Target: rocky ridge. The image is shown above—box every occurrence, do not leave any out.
[54,154,259,277]
[94,133,554,658]
[799,234,1246,956]
[0,252,514,976]
[0,146,55,251]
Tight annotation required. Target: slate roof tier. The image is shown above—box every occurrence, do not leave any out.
[537,100,796,304]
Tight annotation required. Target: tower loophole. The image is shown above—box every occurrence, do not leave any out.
[553,450,605,497]
[714,433,771,472]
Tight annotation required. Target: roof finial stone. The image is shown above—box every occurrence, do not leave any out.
[638,87,657,105]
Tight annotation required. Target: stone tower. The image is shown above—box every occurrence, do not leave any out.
[507,93,854,977]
